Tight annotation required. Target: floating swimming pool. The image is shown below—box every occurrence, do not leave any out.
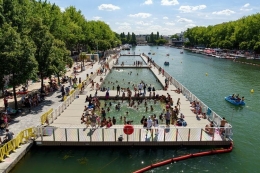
[101,68,163,90]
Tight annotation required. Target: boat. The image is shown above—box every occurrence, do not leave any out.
[164,61,169,66]
[180,51,183,54]
[225,95,245,106]
[166,54,169,56]
[148,52,151,55]
[152,53,155,55]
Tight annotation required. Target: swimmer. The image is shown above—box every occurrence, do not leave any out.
[150,105,154,111]
[126,111,129,115]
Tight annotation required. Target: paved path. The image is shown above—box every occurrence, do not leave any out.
[0,59,109,139]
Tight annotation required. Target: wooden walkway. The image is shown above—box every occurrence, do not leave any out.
[36,54,231,146]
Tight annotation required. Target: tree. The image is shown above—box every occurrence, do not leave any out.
[150,32,154,43]
[49,39,72,85]
[0,23,38,109]
[29,18,55,93]
[156,31,159,40]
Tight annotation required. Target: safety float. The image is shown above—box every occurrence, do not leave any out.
[133,142,233,173]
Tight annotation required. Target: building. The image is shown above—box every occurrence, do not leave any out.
[136,35,147,45]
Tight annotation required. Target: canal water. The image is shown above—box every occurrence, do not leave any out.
[11,46,260,173]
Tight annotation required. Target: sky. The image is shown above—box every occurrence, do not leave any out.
[48,0,260,35]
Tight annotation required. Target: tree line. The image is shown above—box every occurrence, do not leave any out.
[0,0,120,109]
[119,31,168,45]
[184,13,260,52]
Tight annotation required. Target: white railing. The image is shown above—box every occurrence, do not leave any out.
[37,126,233,142]
[142,54,232,130]
[46,89,79,124]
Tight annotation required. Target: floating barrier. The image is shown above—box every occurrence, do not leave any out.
[133,142,233,173]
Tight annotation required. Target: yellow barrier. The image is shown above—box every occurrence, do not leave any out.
[0,127,36,162]
[40,108,53,125]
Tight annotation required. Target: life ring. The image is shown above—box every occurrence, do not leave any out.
[123,125,134,135]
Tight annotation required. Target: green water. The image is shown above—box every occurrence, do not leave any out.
[11,46,260,172]
[99,100,165,125]
[101,68,163,90]
[117,55,146,65]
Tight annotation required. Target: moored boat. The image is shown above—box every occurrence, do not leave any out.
[225,95,245,106]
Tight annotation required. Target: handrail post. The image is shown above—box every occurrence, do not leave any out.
[53,128,55,141]
[127,134,129,142]
[188,128,191,141]
[77,129,79,142]
[65,128,67,142]
[164,129,166,142]
[176,128,178,141]
[200,129,203,141]
[41,127,43,141]
[102,129,104,142]
[90,129,92,142]
[114,129,117,142]
[139,129,141,142]
[212,129,215,141]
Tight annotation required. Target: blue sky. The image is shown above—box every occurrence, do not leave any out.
[48,0,260,35]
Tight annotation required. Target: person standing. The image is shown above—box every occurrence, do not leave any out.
[3,97,8,111]
[117,85,120,95]
[147,116,153,135]
[3,129,14,144]
[153,115,159,135]
[165,110,171,127]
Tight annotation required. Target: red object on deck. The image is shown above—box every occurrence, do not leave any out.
[123,125,134,135]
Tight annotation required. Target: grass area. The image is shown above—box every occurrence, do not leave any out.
[235,57,260,65]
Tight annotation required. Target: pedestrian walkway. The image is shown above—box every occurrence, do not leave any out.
[0,58,108,139]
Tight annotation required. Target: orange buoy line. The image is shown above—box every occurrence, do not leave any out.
[133,142,233,173]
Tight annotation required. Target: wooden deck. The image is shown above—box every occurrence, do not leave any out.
[35,54,232,147]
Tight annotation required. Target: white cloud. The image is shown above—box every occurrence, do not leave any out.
[177,17,193,23]
[243,3,250,7]
[161,0,179,6]
[60,7,65,12]
[115,22,130,26]
[165,22,175,26]
[240,3,252,11]
[212,9,235,15]
[179,5,206,13]
[118,25,131,31]
[185,24,196,28]
[136,21,152,26]
[128,13,152,18]
[98,4,120,11]
[163,16,169,20]
[143,0,153,5]
[93,16,102,20]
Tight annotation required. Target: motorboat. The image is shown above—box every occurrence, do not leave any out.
[225,95,245,106]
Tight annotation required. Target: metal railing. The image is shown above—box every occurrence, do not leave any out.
[0,127,36,162]
[141,54,231,129]
[36,126,233,143]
